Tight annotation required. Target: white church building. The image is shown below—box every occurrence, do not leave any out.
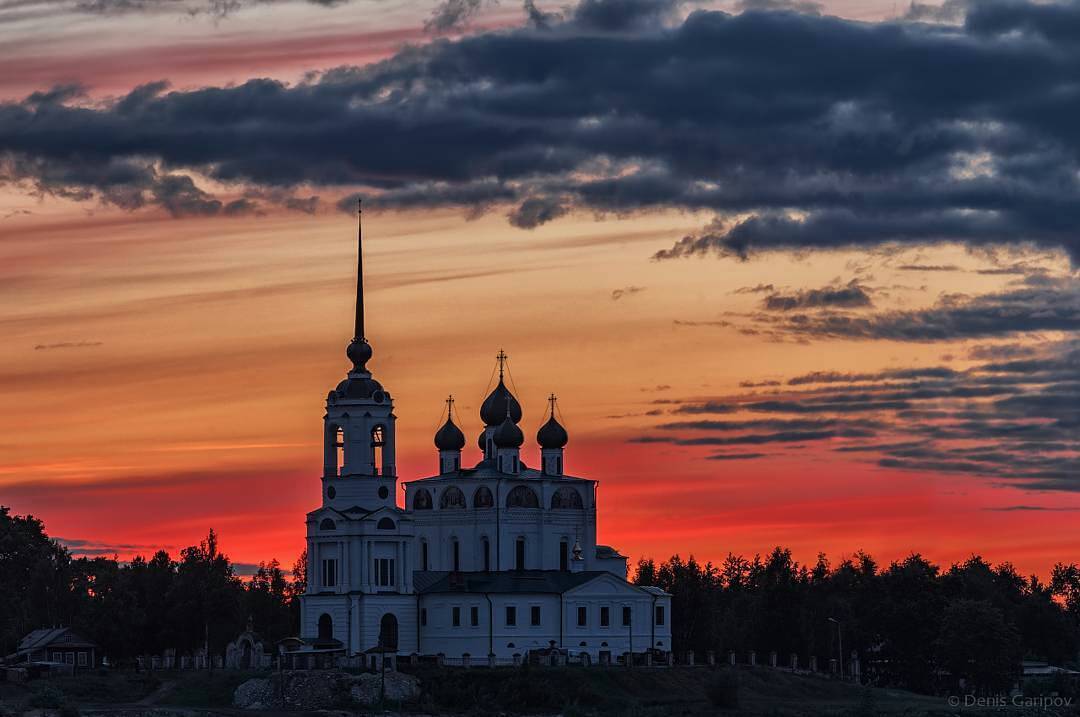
[296,210,672,665]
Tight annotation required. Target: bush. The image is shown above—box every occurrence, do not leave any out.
[705,670,740,709]
[29,684,65,709]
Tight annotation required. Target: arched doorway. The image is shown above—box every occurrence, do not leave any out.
[318,613,333,640]
[379,613,398,650]
[241,639,252,668]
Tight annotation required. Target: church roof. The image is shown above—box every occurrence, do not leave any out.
[414,570,610,595]
[406,458,592,485]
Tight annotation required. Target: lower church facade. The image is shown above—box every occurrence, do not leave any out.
[296,218,671,663]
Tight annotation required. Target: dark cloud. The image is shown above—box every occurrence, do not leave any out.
[762,279,873,311]
[612,285,646,300]
[425,0,486,33]
[740,278,1080,342]
[33,341,104,350]
[706,452,767,460]
[735,0,821,14]
[895,263,961,272]
[647,340,1080,490]
[3,0,1080,265]
[981,505,1080,512]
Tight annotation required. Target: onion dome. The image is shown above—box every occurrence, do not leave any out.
[537,414,568,449]
[493,414,524,448]
[346,338,372,373]
[434,415,466,451]
[480,380,522,426]
[334,375,386,401]
[478,431,487,452]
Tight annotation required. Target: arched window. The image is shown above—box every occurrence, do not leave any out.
[319,518,336,531]
[473,486,494,509]
[377,517,396,530]
[334,426,345,476]
[412,489,433,510]
[371,425,385,476]
[506,485,540,509]
[440,486,466,509]
[378,613,398,650]
[551,487,584,509]
[318,613,333,640]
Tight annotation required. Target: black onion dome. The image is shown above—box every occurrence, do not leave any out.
[478,431,487,452]
[537,414,568,449]
[346,338,373,372]
[480,380,523,426]
[493,415,524,448]
[434,416,466,451]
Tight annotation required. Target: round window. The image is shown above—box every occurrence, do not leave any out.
[378,486,389,499]
[327,485,336,499]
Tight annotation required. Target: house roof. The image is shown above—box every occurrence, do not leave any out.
[415,570,609,595]
[17,628,97,652]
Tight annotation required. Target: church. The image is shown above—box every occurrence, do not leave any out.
[296,210,671,665]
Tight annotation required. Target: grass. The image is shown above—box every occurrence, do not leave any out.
[161,669,270,707]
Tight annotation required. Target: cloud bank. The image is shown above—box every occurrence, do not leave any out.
[4,0,1080,262]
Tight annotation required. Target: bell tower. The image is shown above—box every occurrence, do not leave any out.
[321,200,397,510]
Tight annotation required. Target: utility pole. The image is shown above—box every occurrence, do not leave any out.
[828,617,843,680]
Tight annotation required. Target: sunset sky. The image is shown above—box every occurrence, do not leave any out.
[3,0,1080,578]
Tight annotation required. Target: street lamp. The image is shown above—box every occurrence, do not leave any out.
[827,618,843,680]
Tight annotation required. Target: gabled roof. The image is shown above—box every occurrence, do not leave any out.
[415,570,610,595]
[17,628,97,652]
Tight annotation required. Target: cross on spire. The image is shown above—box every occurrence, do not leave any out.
[548,393,558,417]
[446,394,455,421]
[496,349,508,380]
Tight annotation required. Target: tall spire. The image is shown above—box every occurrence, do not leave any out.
[354,197,365,342]
[345,197,373,373]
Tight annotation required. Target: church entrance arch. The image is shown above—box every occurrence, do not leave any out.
[379,613,399,650]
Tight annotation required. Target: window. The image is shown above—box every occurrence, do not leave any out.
[440,486,466,509]
[655,605,665,626]
[334,426,345,476]
[560,540,569,571]
[421,541,429,570]
[78,652,88,667]
[622,606,632,627]
[51,651,61,662]
[482,538,491,571]
[452,540,461,572]
[471,606,479,627]
[321,558,337,588]
[600,606,610,627]
[506,485,540,508]
[413,489,433,510]
[474,486,494,508]
[531,606,541,626]
[371,425,385,475]
[577,606,587,627]
[551,487,584,509]
[452,607,461,627]
[320,518,336,530]
[318,613,333,640]
[515,538,526,571]
[506,606,517,626]
[65,652,74,665]
[375,558,396,587]
[420,608,427,626]
[379,613,398,650]
[377,517,395,530]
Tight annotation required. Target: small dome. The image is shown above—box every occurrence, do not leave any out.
[346,338,373,372]
[537,414,568,449]
[478,430,487,452]
[434,416,466,451]
[334,375,384,400]
[493,415,524,448]
[480,380,522,426]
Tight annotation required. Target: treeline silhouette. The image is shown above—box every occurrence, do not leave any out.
[0,507,304,661]
[633,550,1080,694]
[4,506,1080,696]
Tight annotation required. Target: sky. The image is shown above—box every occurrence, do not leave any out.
[3,0,1080,578]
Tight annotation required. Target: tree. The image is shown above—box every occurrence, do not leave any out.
[937,599,1022,695]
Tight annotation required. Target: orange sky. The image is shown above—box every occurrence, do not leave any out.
[2,0,1079,578]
